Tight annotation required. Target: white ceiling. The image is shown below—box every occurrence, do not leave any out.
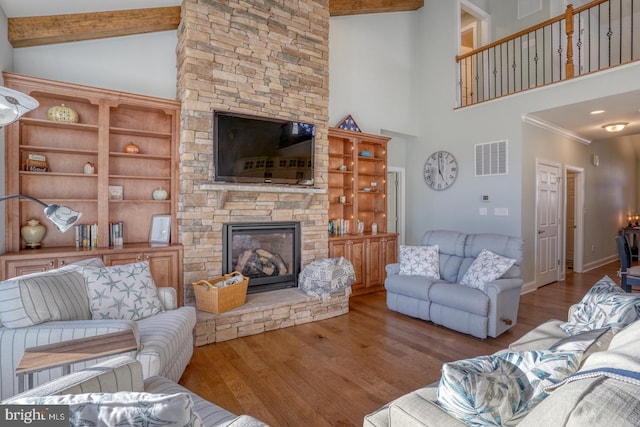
[527,89,640,144]
[1,1,639,147]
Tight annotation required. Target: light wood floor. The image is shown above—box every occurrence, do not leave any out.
[179,261,621,426]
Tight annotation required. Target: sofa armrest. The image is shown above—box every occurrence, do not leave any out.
[157,287,178,310]
[386,263,400,275]
[482,278,523,294]
[483,278,524,338]
[2,356,144,402]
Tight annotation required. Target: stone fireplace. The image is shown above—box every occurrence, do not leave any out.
[176,0,331,305]
[222,221,301,294]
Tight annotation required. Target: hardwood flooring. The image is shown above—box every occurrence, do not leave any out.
[179,261,621,426]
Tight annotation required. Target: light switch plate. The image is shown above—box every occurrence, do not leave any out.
[494,207,509,216]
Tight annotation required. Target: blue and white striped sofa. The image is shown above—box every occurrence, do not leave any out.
[0,259,196,400]
[3,356,267,426]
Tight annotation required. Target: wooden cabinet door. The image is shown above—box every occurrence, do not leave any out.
[366,237,384,288]
[349,239,366,292]
[329,239,365,291]
[382,235,398,266]
[4,258,58,279]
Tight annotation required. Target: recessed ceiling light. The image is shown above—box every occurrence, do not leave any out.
[602,122,628,132]
[590,110,605,115]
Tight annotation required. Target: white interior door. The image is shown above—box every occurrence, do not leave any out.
[536,161,561,285]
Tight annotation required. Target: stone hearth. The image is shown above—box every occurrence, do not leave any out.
[194,287,350,346]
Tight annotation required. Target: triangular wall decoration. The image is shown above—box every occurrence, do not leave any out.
[337,114,361,132]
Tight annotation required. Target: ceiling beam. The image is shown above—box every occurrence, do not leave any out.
[329,0,423,16]
[8,6,181,48]
[7,1,424,48]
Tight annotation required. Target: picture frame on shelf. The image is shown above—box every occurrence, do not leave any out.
[108,185,123,200]
[149,214,171,244]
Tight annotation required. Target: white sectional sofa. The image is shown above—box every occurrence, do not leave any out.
[2,356,267,426]
[367,276,640,426]
[0,258,196,400]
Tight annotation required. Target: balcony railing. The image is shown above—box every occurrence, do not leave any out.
[457,0,640,107]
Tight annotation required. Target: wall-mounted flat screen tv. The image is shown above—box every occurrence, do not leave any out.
[213,111,316,185]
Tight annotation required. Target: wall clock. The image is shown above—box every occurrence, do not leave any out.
[424,150,458,190]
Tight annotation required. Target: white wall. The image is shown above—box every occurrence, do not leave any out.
[329,12,417,136]
[329,0,640,286]
[13,31,178,99]
[0,6,12,252]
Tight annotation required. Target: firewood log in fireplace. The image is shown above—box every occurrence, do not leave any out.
[235,249,289,278]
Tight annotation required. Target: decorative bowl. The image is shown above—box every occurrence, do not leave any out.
[363,187,372,192]
[359,150,372,158]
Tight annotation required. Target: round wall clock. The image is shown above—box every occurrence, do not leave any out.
[424,150,458,190]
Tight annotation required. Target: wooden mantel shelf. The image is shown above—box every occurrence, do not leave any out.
[199,183,326,209]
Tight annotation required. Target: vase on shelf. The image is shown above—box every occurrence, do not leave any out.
[21,219,46,249]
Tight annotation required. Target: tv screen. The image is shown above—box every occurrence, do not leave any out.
[213,111,315,185]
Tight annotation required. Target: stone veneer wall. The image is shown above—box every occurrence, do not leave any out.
[176,0,330,304]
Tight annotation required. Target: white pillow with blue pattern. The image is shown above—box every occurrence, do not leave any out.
[10,391,202,426]
[460,249,516,289]
[399,245,439,279]
[560,275,640,335]
[437,350,581,426]
[0,258,104,328]
[83,261,165,321]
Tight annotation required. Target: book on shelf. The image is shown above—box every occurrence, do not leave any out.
[74,223,98,248]
[109,222,124,247]
[328,218,350,235]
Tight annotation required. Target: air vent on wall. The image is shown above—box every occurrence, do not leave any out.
[475,140,507,176]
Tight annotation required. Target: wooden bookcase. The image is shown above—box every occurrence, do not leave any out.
[1,73,183,302]
[327,127,398,295]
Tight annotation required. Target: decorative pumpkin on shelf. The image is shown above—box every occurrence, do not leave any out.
[47,104,79,123]
[124,142,140,154]
[152,188,168,200]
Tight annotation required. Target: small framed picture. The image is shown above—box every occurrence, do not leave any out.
[149,214,171,244]
[109,185,123,200]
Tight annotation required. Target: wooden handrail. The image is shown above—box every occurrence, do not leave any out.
[456,0,608,62]
[455,0,639,107]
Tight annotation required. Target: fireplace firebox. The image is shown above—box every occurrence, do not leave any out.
[222,222,301,294]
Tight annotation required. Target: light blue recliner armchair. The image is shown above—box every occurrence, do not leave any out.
[385,230,524,338]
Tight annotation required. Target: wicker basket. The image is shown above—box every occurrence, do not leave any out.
[192,271,249,314]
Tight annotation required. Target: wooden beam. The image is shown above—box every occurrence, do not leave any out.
[329,0,423,16]
[8,6,181,48]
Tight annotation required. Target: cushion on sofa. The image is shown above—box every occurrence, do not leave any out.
[560,276,640,335]
[459,249,516,289]
[399,245,440,279]
[508,319,568,351]
[0,258,103,328]
[9,391,203,427]
[83,261,165,321]
[437,350,581,426]
[549,327,613,363]
[428,282,489,316]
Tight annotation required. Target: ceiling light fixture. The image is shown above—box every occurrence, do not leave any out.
[590,110,605,115]
[602,122,628,132]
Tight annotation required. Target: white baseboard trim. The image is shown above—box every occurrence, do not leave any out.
[520,255,617,295]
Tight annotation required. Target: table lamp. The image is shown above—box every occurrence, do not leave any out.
[0,85,39,126]
[0,194,82,233]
